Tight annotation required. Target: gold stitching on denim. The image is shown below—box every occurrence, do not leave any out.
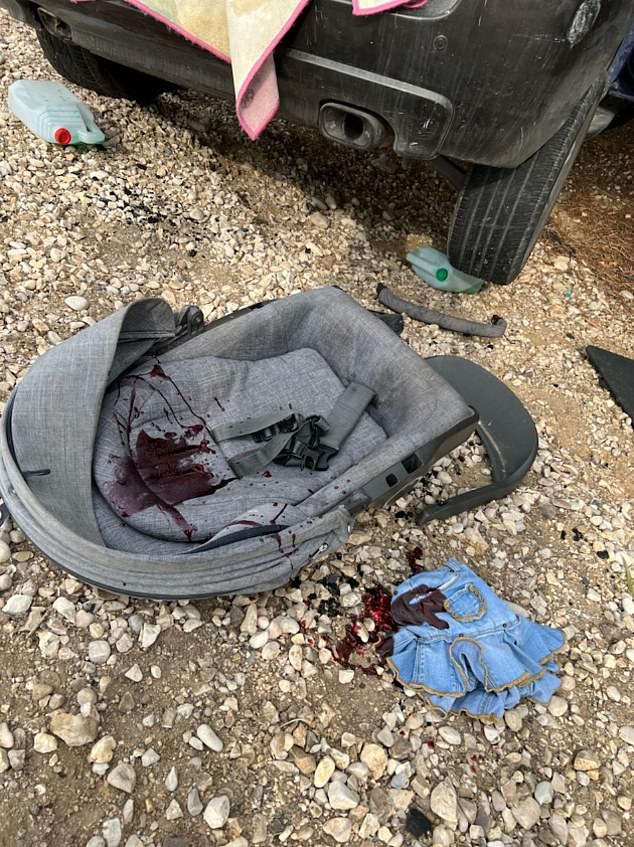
[443,583,486,622]
[385,635,566,699]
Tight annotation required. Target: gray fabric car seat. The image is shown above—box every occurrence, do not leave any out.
[0,287,480,598]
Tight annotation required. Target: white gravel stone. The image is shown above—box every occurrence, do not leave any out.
[240,604,258,634]
[203,795,230,829]
[376,727,394,747]
[165,799,183,820]
[140,622,161,648]
[261,641,280,660]
[116,633,134,653]
[124,664,143,682]
[438,726,462,745]
[102,818,122,847]
[314,756,336,788]
[90,736,116,764]
[8,749,25,770]
[187,786,203,816]
[512,796,542,829]
[535,781,554,805]
[618,726,634,746]
[52,596,76,622]
[165,766,178,791]
[88,640,111,665]
[549,814,569,844]
[197,724,223,752]
[65,295,89,312]
[268,615,299,637]
[0,722,14,749]
[430,779,458,827]
[0,540,11,564]
[2,593,32,616]
[323,817,351,843]
[327,780,359,810]
[107,763,136,794]
[50,713,99,747]
[360,743,388,780]
[33,732,57,754]
[249,630,269,649]
[548,695,568,717]
[141,748,160,767]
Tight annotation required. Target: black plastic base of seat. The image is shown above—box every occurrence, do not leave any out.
[417,356,538,524]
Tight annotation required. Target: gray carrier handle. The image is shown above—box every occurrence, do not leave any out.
[344,357,537,523]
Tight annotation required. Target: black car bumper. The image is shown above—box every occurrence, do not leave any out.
[1,0,631,167]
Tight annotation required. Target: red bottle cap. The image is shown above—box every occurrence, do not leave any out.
[54,127,72,146]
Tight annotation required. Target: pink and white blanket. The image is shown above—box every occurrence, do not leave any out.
[107,0,428,138]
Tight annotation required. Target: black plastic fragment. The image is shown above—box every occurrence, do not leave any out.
[405,807,433,838]
[586,345,634,425]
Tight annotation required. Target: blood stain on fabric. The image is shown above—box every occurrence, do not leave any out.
[106,369,233,538]
[135,430,233,504]
[104,456,197,539]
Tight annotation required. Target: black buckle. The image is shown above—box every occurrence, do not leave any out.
[253,414,302,443]
[274,415,333,470]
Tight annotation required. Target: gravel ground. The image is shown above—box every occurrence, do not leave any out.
[1,16,634,847]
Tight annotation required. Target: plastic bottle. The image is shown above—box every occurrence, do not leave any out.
[7,80,105,146]
[406,246,483,294]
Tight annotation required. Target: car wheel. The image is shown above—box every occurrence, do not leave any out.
[37,28,172,105]
[447,78,605,284]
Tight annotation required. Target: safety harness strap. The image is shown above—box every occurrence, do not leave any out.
[211,411,296,443]
[320,382,375,455]
[215,382,375,478]
[228,429,301,478]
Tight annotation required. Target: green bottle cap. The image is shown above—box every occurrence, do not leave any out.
[436,267,449,282]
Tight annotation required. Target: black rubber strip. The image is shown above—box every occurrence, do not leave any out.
[377,285,507,338]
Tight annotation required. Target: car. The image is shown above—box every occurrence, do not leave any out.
[1,0,632,283]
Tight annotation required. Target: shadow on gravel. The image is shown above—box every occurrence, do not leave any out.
[155,90,455,257]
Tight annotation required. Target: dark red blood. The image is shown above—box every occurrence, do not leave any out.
[149,363,168,379]
[332,584,396,674]
[107,367,232,539]
[406,545,425,573]
[262,470,272,478]
[135,430,233,505]
[104,456,196,539]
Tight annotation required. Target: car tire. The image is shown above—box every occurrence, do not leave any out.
[37,28,171,105]
[447,79,605,284]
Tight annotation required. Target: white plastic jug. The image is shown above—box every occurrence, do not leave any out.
[7,79,105,146]
[406,246,484,294]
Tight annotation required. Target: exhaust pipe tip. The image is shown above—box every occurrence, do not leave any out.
[319,103,390,150]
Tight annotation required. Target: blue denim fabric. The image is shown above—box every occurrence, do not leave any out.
[387,561,564,718]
